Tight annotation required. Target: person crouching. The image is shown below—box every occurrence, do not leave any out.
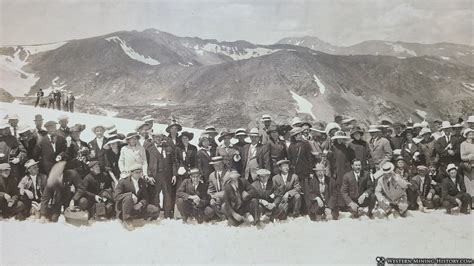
[73,161,114,219]
[114,164,160,228]
[176,168,211,223]
[306,163,330,221]
[251,169,285,224]
[17,159,47,219]
[375,162,410,217]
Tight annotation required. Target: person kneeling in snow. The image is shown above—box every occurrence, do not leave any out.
[73,161,114,219]
[176,168,211,223]
[341,159,376,219]
[375,162,410,217]
[0,163,26,219]
[251,169,285,224]
[222,170,258,226]
[114,164,160,226]
[17,159,47,219]
[407,165,440,211]
[306,163,330,221]
[441,164,471,214]
[272,160,302,219]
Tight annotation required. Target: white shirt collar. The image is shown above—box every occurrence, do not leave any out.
[131,177,140,192]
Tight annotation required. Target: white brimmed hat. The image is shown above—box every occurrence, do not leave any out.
[24,159,39,169]
[446,163,458,173]
[381,162,395,174]
[248,128,259,137]
[440,121,452,130]
[467,115,474,123]
[367,125,381,133]
[331,131,350,140]
[261,115,272,122]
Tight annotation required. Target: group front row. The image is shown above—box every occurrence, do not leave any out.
[1,155,470,227]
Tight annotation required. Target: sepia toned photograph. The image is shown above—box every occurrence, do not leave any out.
[0,0,473,265]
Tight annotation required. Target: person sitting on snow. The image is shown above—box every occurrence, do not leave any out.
[114,164,160,228]
[441,164,471,214]
[407,165,440,211]
[17,159,47,219]
[176,168,211,223]
[341,159,376,219]
[0,163,25,219]
[375,162,410,217]
[251,168,284,224]
[272,159,302,219]
[222,170,258,226]
[73,161,114,219]
[306,163,330,221]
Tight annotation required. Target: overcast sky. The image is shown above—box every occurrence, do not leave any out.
[0,0,472,46]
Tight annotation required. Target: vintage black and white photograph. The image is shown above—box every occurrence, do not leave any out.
[0,0,473,265]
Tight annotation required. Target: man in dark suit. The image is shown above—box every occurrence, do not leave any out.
[205,156,227,220]
[272,159,302,218]
[441,164,471,214]
[73,161,114,219]
[240,128,270,183]
[145,131,177,218]
[88,124,109,172]
[56,114,71,138]
[251,169,284,223]
[176,168,211,223]
[0,163,25,219]
[341,159,376,218]
[307,164,330,221]
[114,164,160,227]
[222,171,258,226]
[434,121,460,172]
[408,165,440,211]
[33,121,67,175]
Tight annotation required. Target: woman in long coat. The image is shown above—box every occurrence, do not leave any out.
[348,127,372,171]
[327,131,355,219]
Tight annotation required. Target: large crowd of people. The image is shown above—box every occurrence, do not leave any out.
[0,112,473,229]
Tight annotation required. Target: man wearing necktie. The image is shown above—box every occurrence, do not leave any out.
[375,162,410,217]
[18,159,48,219]
[176,168,211,223]
[341,159,376,218]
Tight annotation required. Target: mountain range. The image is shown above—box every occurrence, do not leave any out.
[1,29,473,128]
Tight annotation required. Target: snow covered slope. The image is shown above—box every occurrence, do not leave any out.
[0,210,471,264]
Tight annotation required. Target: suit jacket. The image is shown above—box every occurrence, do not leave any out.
[307,176,329,204]
[197,148,213,183]
[88,137,109,170]
[369,137,393,166]
[216,144,240,171]
[223,178,256,212]
[175,144,198,171]
[114,176,149,206]
[146,144,177,180]
[56,127,71,138]
[207,170,227,201]
[240,143,270,175]
[0,175,19,204]
[375,173,409,203]
[287,140,314,178]
[272,172,301,199]
[251,179,280,203]
[341,171,374,205]
[434,134,460,165]
[177,178,209,208]
[17,173,47,202]
[73,173,112,201]
[410,174,434,199]
[33,134,67,175]
[441,175,466,204]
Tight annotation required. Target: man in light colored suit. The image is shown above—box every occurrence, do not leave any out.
[375,162,410,217]
[368,125,392,169]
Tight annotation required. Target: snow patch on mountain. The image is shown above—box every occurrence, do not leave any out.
[105,36,160,65]
[0,49,39,96]
[440,56,450,60]
[183,42,276,61]
[178,62,193,67]
[462,82,474,91]
[20,42,67,55]
[385,42,417,56]
[313,74,326,94]
[290,90,316,119]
